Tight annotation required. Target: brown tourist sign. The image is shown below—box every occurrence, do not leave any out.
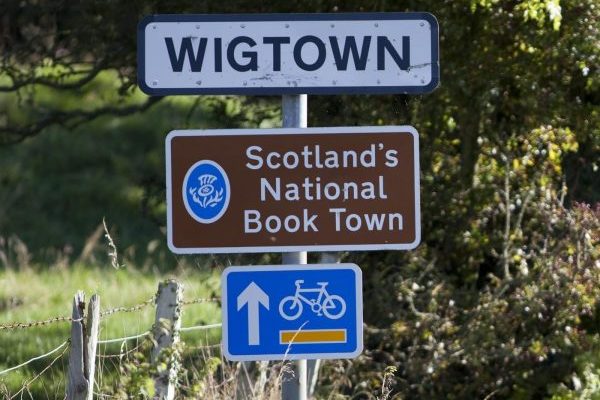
[166,126,420,253]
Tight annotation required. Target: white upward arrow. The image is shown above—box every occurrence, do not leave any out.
[237,282,270,346]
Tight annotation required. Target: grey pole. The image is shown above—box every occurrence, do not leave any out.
[281,94,308,400]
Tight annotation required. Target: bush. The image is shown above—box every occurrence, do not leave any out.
[322,124,599,399]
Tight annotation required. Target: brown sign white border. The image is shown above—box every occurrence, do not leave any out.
[166,126,420,254]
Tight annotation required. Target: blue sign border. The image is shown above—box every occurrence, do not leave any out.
[137,12,439,96]
[221,263,363,361]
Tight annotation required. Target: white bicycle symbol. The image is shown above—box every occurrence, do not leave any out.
[278,280,346,321]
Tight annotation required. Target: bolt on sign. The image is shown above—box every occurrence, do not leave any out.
[138,13,439,95]
[166,126,420,254]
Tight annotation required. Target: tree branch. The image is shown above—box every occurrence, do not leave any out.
[0,97,162,146]
[0,62,106,92]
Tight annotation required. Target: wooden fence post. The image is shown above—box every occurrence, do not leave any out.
[86,294,100,398]
[151,280,183,400]
[66,291,100,400]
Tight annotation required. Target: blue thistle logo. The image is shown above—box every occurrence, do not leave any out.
[183,160,230,223]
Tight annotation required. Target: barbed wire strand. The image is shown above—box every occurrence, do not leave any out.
[0,340,69,377]
[181,297,220,305]
[0,296,218,331]
[0,317,83,331]
[0,298,155,331]
[99,297,155,318]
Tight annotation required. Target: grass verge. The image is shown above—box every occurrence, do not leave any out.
[0,264,222,397]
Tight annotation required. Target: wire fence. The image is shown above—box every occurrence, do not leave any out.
[0,286,223,397]
[0,295,219,331]
[0,341,69,377]
[0,316,81,331]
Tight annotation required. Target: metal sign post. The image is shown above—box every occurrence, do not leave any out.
[138,12,437,399]
[282,94,307,400]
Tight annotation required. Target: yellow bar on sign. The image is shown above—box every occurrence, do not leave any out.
[280,329,346,344]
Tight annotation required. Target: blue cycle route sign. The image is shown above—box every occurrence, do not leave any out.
[222,264,363,361]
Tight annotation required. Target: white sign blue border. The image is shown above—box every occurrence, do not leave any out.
[222,263,363,361]
[138,12,439,95]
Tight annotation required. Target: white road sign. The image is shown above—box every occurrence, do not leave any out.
[138,13,439,95]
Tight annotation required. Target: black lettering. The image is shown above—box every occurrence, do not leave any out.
[164,37,208,72]
[227,36,258,72]
[329,36,371,71]
[263,37,290,71]
[377,36,410,71]
[293,36,326,71]
[214,38,222,72]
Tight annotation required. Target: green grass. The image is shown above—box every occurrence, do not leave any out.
[0,264,222,397]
